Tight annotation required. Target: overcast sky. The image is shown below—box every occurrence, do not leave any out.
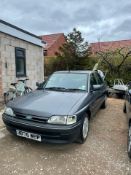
[0,0,131,43]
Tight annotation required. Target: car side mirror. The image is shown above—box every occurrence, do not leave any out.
[93,85,103,91]
[129,89,131,95]
[36,81,46,89]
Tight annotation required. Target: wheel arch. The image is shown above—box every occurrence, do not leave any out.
[129,119,131,127]
[85,108,91,120]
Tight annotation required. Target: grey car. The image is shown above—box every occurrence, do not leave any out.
[123,82,131,158]
[3,70,107,144]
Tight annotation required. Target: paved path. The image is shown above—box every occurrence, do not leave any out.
[0,98,130,175]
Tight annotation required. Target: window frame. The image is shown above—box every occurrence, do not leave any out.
[94,72,104,85]
[44,49,47,56]
[15,47,26,77]
[89,72,104,91]
[90,73,98,86]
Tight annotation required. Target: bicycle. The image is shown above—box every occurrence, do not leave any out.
[4,78,32,104]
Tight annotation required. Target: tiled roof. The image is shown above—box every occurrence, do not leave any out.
[90,39,131,54]
[0,19,43,46]
[40,33,65,49]
[40,33,66,56]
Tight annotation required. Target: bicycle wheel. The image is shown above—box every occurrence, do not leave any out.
[4,91,15,104]
[25,86,32,93]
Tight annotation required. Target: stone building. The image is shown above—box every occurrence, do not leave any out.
[0,20,44,101]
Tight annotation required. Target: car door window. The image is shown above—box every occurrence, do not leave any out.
[128,82,131,90]
[94,72,104,85]
[90,74,97,88]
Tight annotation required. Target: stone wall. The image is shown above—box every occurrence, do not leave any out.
[0,32,44,100]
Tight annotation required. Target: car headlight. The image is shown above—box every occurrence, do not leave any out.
[66,115,77,125]
[47,115,77,125]
[4,107,15,117]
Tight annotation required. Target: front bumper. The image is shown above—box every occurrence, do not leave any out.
[2,114,82,143]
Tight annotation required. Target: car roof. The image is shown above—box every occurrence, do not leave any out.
[54,70,94,74]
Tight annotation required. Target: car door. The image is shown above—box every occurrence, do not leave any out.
[89,73,101,116]
[126,83,131,119]
[94,72,106,108]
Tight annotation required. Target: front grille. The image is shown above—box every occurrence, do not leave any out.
[14,112,47,124]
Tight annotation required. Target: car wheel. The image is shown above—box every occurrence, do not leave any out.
[77,113,89,144]
[123,103,127,113]
[128,125,131,159]
[101,100,106,109]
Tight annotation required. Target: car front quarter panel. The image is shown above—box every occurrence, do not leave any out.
[75,103,91,121]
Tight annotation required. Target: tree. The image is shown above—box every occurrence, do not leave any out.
[56,28,90,70]
[97,47,131,82]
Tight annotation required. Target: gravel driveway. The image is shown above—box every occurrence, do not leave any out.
[0,98,131,175]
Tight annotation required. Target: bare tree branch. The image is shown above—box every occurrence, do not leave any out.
[117,47,131,69]
[96,47,131,74]
[96,51,114,71]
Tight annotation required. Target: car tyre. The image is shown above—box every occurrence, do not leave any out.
[123,103,127,113]
[128,125,131,159]
[101,100,106,109]
[77,113,89,144]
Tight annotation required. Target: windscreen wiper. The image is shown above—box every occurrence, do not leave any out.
[45,87,86,92]
[45,87,67,91]
[65,88,86,92]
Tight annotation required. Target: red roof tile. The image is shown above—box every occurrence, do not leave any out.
[40,33,66,57]
[90,39,131,54]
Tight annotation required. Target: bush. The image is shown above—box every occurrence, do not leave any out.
[44,57,66,76]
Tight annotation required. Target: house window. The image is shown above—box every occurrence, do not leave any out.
[44,50,47,56]
[15,47,26,77]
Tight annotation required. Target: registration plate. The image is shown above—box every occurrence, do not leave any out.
[16,130,41,142]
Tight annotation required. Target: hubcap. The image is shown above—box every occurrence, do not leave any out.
[82,117,89,139]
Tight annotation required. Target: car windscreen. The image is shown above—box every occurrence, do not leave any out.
[44,73,88,91]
